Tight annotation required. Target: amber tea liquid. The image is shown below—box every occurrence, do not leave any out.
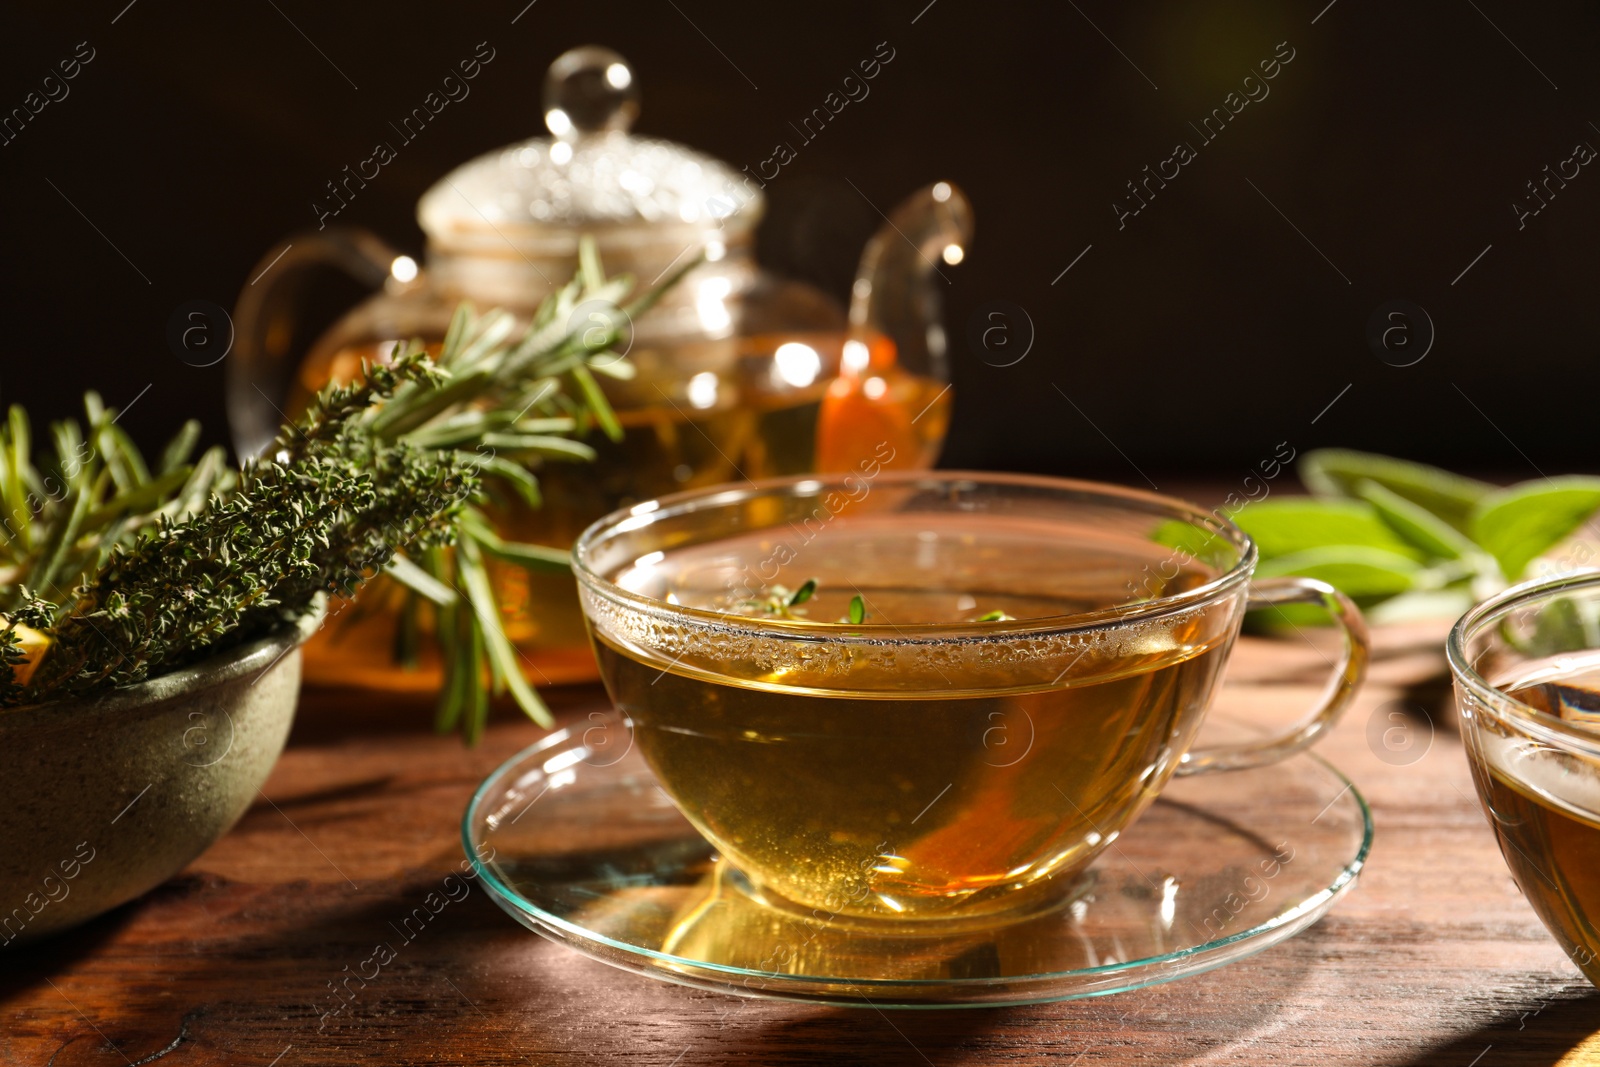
[590,516,1237,922]
[1478,654,1600,984]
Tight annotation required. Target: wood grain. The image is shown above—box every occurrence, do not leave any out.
[3,621,1598,1067]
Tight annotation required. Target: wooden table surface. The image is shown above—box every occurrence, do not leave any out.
[4,621,1599,1067]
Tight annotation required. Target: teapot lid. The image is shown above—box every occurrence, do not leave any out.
[417,46,760,258]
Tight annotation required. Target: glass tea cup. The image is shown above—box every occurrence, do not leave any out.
[1449,570,1600,985]
[573,472,1369,926]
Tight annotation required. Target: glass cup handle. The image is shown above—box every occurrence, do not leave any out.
[1177,575,1370,776]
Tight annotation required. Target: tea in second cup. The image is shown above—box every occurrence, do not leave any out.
[1451,571,1600,986]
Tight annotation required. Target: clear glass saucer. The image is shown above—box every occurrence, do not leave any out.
[463,714,1372,1008]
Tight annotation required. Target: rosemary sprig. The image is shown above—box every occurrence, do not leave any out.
[9,353,471,703]
[0,238,700,742]
[373,241,699,741]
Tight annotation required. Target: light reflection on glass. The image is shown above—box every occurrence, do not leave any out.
[687,371,719,409]
[774,342,821,388]
[543,749,585,775]
[841,339,870,373]
[696,277,733,332]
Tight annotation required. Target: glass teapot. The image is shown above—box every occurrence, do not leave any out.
[228,45,973,690]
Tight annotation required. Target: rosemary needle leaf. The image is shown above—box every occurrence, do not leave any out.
[570,364,623,443]
[478,434,596,462]
[578,235,606,292]
[623,253,704,320]
[511,417,578,435]
[385,553,458,607]
[157,420,202,476]
[586,353,636,380]
[459,535,552,727]
[7,405,29,485]
[482,457,544,508]
[395,592,420,669]
[584,279,635,316]
[85,466,191,528]
[460,510,568,573]
[106,425,151,486]
[434,603,467,735]
[439,302,473,365]
[475,538,570,574]
[466,621,489,745]
[456,310,518,368]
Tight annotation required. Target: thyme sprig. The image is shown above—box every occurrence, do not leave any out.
[12,354,469,703]
[738,579,816,618]
[733,579,1011,627]
[0,238,699,742]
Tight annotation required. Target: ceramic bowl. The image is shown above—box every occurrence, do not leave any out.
[0,621,308,946]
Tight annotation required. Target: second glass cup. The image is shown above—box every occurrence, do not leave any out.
[573,472,1370,925]
[1450,570,1600,987]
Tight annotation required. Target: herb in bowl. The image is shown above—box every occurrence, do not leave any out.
[0,239,694,742]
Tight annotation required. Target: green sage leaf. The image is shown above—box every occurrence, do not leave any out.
[1253,545,1423,599]
[1231,499,1424,562]
[1300,448,1492,533]
[1470,477,1600,581]
[1353,479,1478,562]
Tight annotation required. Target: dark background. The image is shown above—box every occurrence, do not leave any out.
[1,0,1596,485]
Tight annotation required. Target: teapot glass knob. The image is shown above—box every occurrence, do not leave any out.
[543,46,640,141]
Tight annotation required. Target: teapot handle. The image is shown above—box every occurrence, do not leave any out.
[848,181,974,381]
[228,228,402,458]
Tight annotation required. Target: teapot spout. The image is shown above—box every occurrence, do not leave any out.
[848,181,974,380]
